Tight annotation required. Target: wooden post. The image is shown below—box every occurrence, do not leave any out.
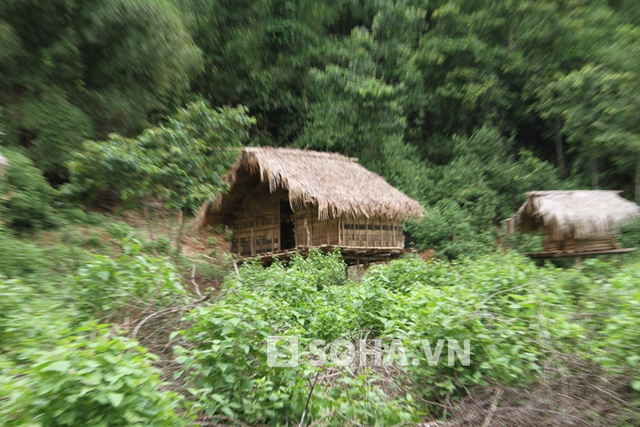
[327,218,330,245]
[352,216,356,246]
[251,228,255,256]
[365,217,369,247]
[310,208,314,246]
[305,218,310,247]
[379,217,383,247]
[392,221,396,247]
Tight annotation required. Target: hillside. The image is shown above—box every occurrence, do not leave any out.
[2,0,640,425]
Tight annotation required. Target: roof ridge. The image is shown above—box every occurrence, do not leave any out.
[244,147,358,162]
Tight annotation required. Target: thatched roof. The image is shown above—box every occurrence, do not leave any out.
[197,147,424,226]
[506,190,640,240]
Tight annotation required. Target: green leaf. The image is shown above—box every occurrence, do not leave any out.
[44,361,71,372]
[107,392,125,408]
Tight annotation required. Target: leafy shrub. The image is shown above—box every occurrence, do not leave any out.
[61,207,105,226]
[84,230,103,248]
[0,325,185,427]
[176,251,586,425]
[404,199,496,259]
[105,221,136,239]
[62,228,85,246]
[580,262,640,392]
[0,233,46,279]
[62,207,89,223]
[74,239,187,319]
[155,235,170,254]
[207,236,218,247]
[0,278,75,356]
[0,147,55,230]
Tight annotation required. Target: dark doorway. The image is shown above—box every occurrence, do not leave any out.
[280,201,295,250]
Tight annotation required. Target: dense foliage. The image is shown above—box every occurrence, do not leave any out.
[175,251,640,425]
[2,1,640,425]
[0,225,638,426]
[4,0,640,253]
[64,101,254,214]
[0,147,55,230]
[1,325,185,427]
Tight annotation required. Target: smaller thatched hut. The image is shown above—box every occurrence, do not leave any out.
[506,190,640,257]
[197,147,424,264]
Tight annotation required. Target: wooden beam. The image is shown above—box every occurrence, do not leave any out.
[526,247,636,259]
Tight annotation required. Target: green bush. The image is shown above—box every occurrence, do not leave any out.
[62,228,85,246]
[580,261,640,393]
[0,325,185,427]
[60,207,105,226]
[105,221,136,239]
[0,233,46,279]
[73,239,187,319]
[0,147,55,230]
[176,251,586,425]
[61,207,89,224]
[84,230,103,248]
[0,274,79,357]
[155,235,170,254]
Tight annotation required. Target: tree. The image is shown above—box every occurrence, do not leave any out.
[0,0,202,179]
[65,101,255,256]
[535,64,640,192]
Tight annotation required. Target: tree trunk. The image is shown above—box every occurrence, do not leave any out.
[174,209,186,264]
[167,211,175,257]
[143,203,157,256]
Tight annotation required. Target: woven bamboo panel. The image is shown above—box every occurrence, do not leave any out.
[544,237,618,253]
[231,199,280,256]
[338,216,402,248]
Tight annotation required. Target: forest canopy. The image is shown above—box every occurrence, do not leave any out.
[3,0,640,254]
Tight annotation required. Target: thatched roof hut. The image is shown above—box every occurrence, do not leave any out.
[198,147,424,263]
[506,190,640,256]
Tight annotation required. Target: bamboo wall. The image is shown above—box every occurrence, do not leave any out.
[543,235,618,253]
[231,185,285,256]
[293,207,403,249]
[231,189,405,257]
